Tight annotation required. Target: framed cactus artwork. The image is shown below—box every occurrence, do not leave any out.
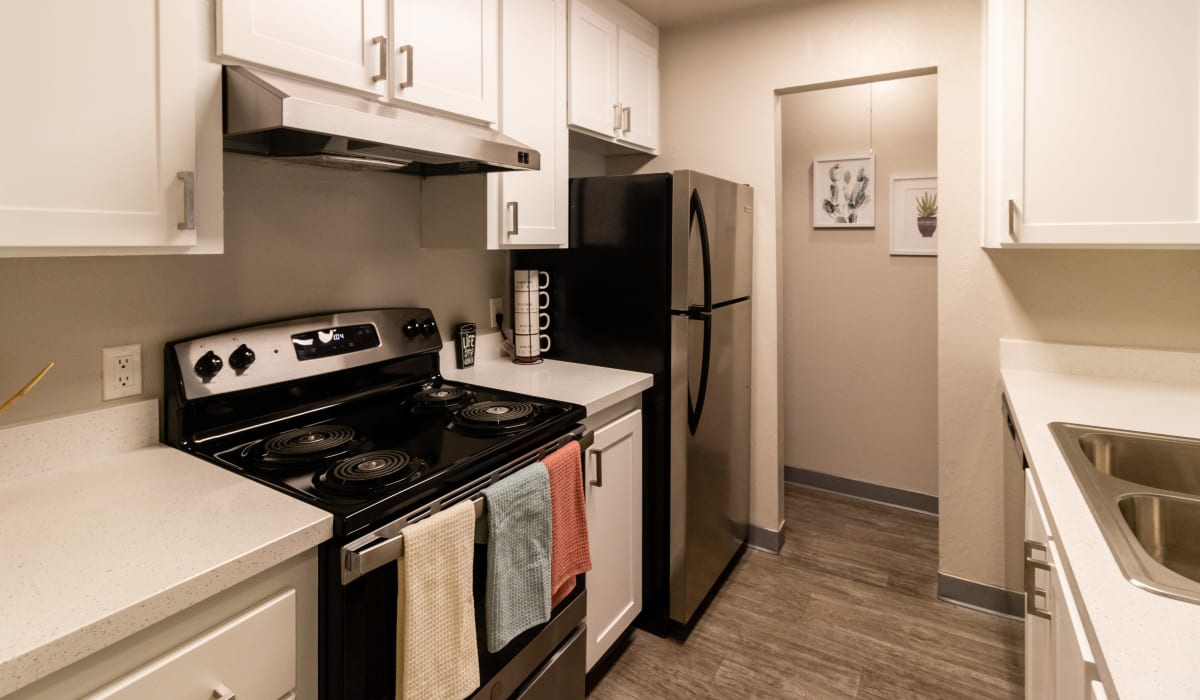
[890,175,938,256]
[812,154,875,228]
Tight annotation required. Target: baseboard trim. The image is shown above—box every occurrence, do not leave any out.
[784,466,938,515]
[747,522,785,554]
[937,573,1024,619]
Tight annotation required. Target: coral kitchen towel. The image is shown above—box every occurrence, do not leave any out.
[545,440,592,606]
[480,464,552,652]
[396,499,479,700]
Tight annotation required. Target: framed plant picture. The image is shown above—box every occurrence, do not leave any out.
[813,154,875,228]
[890,176,938,256]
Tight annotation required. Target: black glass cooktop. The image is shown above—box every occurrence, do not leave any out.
[200,380,583,536]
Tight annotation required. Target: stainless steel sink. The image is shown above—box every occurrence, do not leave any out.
[1078,431,1200,497]
[1051,423,1200,603]
[1118,494,1200,584]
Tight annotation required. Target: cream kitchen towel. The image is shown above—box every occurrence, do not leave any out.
[396,499,479,700]
[478,463,552,653]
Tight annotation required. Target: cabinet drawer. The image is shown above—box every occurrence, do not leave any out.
[84,589,296,700]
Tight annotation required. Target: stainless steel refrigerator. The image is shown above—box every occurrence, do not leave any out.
[514,170,752,629]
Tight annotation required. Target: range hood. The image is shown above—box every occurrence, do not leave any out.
[222,66,539,175]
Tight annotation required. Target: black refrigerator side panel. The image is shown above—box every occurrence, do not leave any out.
[514,173,673,377]
[513,173,675,629]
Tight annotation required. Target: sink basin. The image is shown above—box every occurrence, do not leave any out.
[1078,431,1200,497]
[1051,423,1200,603]
[1119,494,1200,584]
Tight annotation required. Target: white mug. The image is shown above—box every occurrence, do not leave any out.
[513,290,550,312]
[515,312,551,334]
[514,269,550,292]
[514,333,552,357]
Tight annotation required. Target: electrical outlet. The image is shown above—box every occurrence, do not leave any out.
[102,344,142,400]
[488,297,503,329]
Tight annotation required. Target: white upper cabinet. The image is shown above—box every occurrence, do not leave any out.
[568,0,659,153]
[984,0,1200,247]
[495,0,569,246]
[421,0,568,249]
[389,0,499,124]
[217,0,388,96]
[615,29,657,151]
[0,0,222,256]
[568,1,620,138]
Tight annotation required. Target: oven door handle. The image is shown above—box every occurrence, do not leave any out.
[341,427,592,585]
[345,497,486,580]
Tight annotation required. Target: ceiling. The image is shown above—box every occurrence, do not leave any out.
[620,0,794,28]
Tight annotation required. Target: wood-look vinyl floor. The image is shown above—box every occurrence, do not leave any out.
[588,485,1024,699]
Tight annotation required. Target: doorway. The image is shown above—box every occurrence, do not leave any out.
[779,72,939,509]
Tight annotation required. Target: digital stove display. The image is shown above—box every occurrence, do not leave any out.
[291,323,380,361]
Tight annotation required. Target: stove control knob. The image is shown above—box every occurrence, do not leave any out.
[194,350,223,381]
[229,344,256,372]
[404,319,421,337]
[421,318,438,336]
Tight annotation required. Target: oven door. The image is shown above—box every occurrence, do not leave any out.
[325,431,590,700]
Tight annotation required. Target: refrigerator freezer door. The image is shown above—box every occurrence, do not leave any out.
[668,299,752,624]
[671,171,753,311]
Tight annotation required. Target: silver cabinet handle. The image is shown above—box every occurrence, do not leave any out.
[590,450,603,487]
[176,171,195,231]
[506,201,519,236]
[622,106,631,133]
[1008,199,1018,240]
[612,103,623,131]
[1024,540,1052,620]
[371,35,387,82]
[397,44,414,89]
[212,685,236,700]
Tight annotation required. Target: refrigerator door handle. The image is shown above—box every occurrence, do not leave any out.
[689,188,713,312]
[687,313,712,435]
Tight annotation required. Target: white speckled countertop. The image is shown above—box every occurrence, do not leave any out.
[1000,340,1200,699]
[0,400,332,696]
[439,333,653,416]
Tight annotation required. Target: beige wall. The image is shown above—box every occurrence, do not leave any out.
[643,0,980,537]
[0,154,508,428]
[780,74,938,496]
[653,0,1200,593]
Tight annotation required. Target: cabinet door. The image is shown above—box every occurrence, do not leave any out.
[84,590,296,700]
[616,29,657,151]
[497,0,568,248]
[1049,540,1097,700]
[568,0,620,138]
[995,0,1200,246]
[217,0,388,95]
[584,409,643,671]
[1024,470,1054,700]
[390,0,499,123]
[0,0,197,249]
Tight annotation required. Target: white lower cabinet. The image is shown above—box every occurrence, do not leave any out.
[1024,470,1054,698]
[1024,470,1107,699]
[583,405,643,671]
[8,550,318,700]
[85,590,297,700]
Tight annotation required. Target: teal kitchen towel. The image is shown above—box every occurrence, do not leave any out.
[478,463,553,652]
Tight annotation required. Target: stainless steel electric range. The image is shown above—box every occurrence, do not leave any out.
[162,308,588,700]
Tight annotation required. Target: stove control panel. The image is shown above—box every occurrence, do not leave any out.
[171,308,444,400]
